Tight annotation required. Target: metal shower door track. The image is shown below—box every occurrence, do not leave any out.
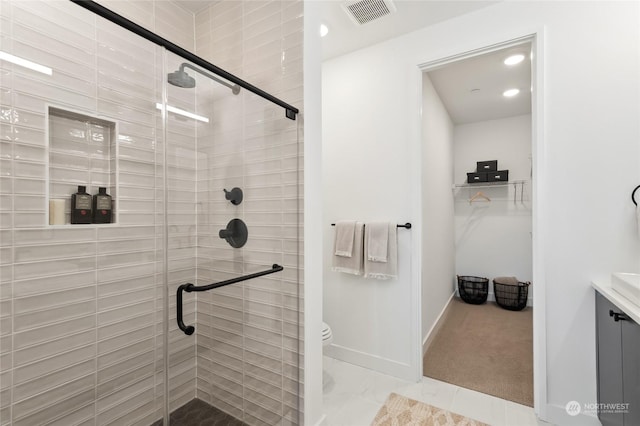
[69,0,299,120]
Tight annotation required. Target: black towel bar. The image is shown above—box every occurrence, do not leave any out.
[177,264,284,335]
[633,185,640,206]
[331,222,412,229]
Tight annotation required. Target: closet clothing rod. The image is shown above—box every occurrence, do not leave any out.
[331,222,412,229]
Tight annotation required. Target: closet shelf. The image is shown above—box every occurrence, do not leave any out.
[452,179,528,190]
[453,180,529,203]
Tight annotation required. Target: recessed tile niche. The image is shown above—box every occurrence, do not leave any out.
[48,107,117,225]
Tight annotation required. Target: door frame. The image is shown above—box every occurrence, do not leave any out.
[412,28,547,419]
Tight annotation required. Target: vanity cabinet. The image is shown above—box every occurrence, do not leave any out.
[596,291,640,426]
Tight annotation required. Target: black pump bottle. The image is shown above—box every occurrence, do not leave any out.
[71,185,92,224]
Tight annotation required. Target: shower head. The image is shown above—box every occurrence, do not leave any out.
[168,63,240,95]
[167,69,196,88]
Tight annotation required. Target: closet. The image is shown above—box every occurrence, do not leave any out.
[421,42,535,407]
[452,115,533,302]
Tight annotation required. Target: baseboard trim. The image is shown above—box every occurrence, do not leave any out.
[455,289,533,307]
[323,344,414,381]
[422,291,455,356]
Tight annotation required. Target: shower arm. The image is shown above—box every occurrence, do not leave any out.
[180,63,241,95]
[177,264,284,335]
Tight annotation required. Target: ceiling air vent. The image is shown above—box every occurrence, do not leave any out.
[342,0,397,25]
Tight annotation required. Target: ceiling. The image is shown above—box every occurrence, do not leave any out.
[174,0,528,124]
[319,0,498,60]
[175,1,498,61]
[427,43,532,124]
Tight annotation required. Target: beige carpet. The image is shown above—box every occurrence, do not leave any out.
[423,298,533,406]
[371,393,488,426]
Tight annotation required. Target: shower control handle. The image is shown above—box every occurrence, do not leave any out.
[219,218,248,248]
[223,187,243,205]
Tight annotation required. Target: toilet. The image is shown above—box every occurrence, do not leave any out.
[322,322,333,347]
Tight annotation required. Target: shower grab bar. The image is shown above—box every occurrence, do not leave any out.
[69,0,299,120]
[177,264,284,335]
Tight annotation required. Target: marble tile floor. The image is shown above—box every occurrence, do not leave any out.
[322,356,552,426]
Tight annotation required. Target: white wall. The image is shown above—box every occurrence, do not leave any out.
[320,1,640,424]
[421,74,456,347]
[454,115,532,302]
[321,48,416,379]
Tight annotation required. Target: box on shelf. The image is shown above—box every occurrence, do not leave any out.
[467,172,488,183]
[477,160,498,172]
[487,170,509,182]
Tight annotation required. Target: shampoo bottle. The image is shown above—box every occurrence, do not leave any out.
[92,187,113,224]
[71,185,92,224]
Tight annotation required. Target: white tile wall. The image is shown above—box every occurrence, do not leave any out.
[194,1,304,425]
[1,0,303,425]
[0,0,197,424]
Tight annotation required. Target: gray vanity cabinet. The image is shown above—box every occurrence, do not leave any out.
[596,291,640,426]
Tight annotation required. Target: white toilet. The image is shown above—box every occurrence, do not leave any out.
[322,322,333,347]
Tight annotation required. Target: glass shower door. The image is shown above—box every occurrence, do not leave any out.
[164,50,302,425]
[0,1,168,424]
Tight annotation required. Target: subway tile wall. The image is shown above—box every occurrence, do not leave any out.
[1,0,303,425]
[0,0,198,424]
[194,1,304,425]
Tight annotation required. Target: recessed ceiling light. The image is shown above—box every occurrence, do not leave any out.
[504,54,525,66]
[503,88,520,97]
[320,24,329,37]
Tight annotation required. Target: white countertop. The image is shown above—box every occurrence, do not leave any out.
[592,279,640,324]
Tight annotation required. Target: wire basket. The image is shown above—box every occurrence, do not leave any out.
[493,280,530,311]
[457,275,489,304]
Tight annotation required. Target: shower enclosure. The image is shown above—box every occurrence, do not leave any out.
[0,1,303,425]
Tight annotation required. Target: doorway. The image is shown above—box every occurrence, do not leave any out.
[419,37,539,409]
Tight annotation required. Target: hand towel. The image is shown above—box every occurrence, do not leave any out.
[367,222,389,262]
[637,206,640,239]
[364,223,397,280]
[334,220,356,257]
[332,222,364,275]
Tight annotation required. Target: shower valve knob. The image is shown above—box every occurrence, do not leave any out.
[223,187,243,205]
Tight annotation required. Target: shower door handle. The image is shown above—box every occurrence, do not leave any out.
[177,264,284,335]
[177,284,195,335]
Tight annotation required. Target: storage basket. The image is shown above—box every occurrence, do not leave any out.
[493,279,530,311]
[457,275,489,304]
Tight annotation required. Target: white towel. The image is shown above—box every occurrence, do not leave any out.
[334,220,356,257]
[364,223,397,280]
[637,206,640,239]
[367,222,389,262]
[332,222,364,275]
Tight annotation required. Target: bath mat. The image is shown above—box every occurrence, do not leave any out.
[371,393,487,426]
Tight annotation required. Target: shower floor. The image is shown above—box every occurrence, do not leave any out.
[151,398,246,426]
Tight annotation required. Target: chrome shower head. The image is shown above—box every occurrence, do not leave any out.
[167,69,196,88]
